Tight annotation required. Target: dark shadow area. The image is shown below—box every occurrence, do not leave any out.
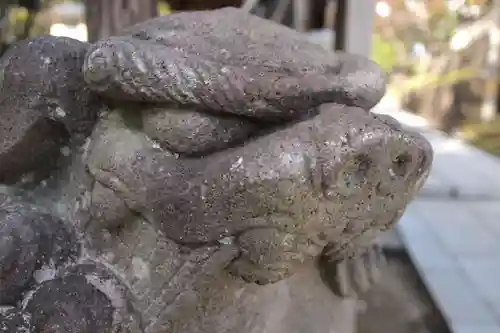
[357,248,451,333]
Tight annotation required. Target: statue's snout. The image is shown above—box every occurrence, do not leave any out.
[307,106,432,257]
[317,106,432,202]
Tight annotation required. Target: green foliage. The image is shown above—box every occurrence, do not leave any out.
[371,34,398,73]
[460,119,500,155]
[158,1,172,15]
[1,6,29,42]
[431,13,459,41]
[400,67,477,93]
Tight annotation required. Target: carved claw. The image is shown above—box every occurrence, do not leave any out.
[228,227,318,284]
[321,242,387,298]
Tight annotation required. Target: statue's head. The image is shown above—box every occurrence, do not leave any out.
[0,8,432,333]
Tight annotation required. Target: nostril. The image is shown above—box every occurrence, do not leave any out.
[324,154,373,198]
[391,153,412,178]
[374,181,395,197]
[341,154,372,188]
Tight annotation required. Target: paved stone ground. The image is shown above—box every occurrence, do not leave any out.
[373,100,500,333]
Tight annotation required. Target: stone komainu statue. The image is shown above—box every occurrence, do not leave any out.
[0,8,432,333]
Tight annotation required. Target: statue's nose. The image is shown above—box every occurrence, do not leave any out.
[323,109,432,193]
[332,129,430,197]
[316,107,432,231]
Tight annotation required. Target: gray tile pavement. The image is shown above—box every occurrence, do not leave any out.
[452,325,500,333]
[374,104,500,332]
[423,266,499,325]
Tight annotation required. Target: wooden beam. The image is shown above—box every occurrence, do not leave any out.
[335,0,375,57]
[334,0,347,51]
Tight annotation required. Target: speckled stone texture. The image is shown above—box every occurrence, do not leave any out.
[0,8,432,333]
[0,37,103,184]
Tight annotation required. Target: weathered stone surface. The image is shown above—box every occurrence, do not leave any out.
[0,36,103,183]
[0,203,79,305]
[0,9,433,333]
[0,307,31,333]
[142,107,258,155]
[141,264,359,333]
[26,272,114,332]
[83,8,386,119]
[90,181,135,230]
[321,242,387,298]
[84,105,431,286]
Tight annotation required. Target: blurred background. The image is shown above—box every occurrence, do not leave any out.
[2,1,500,332]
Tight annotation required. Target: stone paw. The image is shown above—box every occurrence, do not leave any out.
[228,227,322,285]
[321,243,386,297]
